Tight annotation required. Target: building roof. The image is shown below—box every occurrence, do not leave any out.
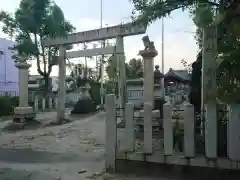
[164,68,190,82]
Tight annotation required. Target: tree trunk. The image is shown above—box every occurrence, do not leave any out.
[43,75,50,108]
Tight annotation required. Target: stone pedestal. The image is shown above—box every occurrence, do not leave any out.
[14,62,35,122]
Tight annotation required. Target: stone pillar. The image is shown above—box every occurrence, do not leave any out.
[201,26,217,109]
[202,26,217,157]
[48,96,52,110]
[34,95,39,111]
[116,36,126,110]
[54,97,58,109]
[42,98,46,111]
[57,45,66,121]
[14,59,34,121]
[139,36,158,106]
[16,62,31,107]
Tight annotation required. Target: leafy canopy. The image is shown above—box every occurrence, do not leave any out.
[130,0,221,25]
[0,0,75,78]
[106,57,143,81]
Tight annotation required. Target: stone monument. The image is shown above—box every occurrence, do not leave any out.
[138,35,160,118]
[13,54,35,122]
[139,35,158,106]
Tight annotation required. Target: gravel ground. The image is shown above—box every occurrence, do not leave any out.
[0,111,166,180]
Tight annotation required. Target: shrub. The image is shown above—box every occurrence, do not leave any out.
[10,96,19,107]
[71,97,97,114]
[0,96,14,116]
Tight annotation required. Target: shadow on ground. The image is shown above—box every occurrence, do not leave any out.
[116,160,240,180]
[0,112,100,133]
[0,147,104,163]
[1,120,42,132]
[0,168,59,180]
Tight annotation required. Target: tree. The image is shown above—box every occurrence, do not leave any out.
[190,2,240,102]
[130,0,240,44]
[106,55,117,82]
[0,0,75,95]
[106,57,143,81]
[126,58,143,79]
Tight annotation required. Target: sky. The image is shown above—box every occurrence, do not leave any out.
[0,0,198,76]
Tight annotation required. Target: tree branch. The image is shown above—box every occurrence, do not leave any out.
[47,47,54,76]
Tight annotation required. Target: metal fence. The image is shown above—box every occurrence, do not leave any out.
[0,91,18,97]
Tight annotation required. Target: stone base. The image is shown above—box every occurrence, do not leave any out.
[98,104,105,110]
[13,107,36,123]
[139,109,160,118]
[134,110,161,127]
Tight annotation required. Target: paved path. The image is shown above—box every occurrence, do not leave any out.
[0,112,163,180]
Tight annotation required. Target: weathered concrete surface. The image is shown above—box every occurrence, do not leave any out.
[0,112,163,180]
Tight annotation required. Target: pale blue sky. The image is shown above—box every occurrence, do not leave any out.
[0,0,198,76]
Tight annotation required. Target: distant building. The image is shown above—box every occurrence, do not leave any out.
[164,68,190,97]
[0,38,19,96]
[164,68,190,85]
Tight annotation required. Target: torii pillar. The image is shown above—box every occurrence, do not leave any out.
[57,45,67,121]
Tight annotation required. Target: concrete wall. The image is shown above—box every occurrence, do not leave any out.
[0,38,19,94]
[126,84,164,107]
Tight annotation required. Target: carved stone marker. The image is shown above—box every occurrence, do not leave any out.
[202,26,217,158]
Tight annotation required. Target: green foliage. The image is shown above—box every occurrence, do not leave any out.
[193,5,240,102]
[0,0,75,93]
[10,96,19,107]
[130,0,220,26]
[0,96,19,117]
[126,58,144,79]
[106,55,118,81]
[106,57,143,80]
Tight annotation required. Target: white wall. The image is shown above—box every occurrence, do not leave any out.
[0,38,19,94]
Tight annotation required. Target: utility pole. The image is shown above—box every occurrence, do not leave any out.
[100,0,105,108]
[161,17,165,99]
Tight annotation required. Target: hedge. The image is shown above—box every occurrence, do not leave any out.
[0,96,19,117]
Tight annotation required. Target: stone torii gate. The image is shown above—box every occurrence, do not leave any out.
[42,23,146,121]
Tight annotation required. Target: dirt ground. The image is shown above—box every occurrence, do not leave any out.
[0,111,167,180]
